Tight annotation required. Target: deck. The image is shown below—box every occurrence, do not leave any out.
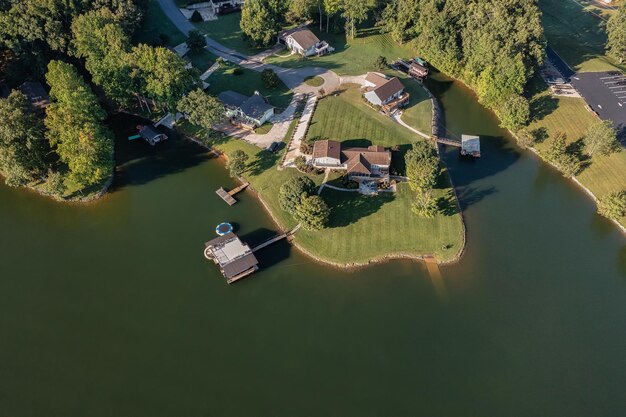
[215,182,249,206]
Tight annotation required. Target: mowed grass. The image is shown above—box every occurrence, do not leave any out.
[206,64,293,109]
[528,79,626,226]
[397,73,433,135]
[204,86,463,264]
[187,49,215,72]
[195,13,265,56]
[307,87,416,150]
[539,0,625,72]
[266,26,416,76]
[134,0,187,47]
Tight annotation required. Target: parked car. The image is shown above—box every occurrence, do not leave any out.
[267,141,281,153]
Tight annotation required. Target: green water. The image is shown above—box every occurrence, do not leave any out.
[1,76,625,417]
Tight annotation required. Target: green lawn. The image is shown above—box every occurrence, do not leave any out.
[539,0,625,72]
[195,85,463,264]
[195,13,265,56]
[307,87,417,153]
[206,64,293,109]
[254,123,273,134]
[304,76,325,87]
[134,0,187,47]
[527,78,626,226]
[397,73,433,135]
[266,26,416,76]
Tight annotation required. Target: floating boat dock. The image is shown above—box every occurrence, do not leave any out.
[215,182,249,206]
[204,225,300,284]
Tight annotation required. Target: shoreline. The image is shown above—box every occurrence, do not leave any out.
[182,131,466,267]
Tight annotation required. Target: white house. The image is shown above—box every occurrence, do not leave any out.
[218,90,275,128]
[363,73,407,109]
[279,27,333,57]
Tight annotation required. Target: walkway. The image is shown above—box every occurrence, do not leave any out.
[282,95,317,167]
[392,112,430,139]
[244,93,305,148]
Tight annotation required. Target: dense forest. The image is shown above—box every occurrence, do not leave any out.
[0,0,200,197]
[241,0,545,131]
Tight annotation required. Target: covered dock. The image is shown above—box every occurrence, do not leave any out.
[204,232,259,284]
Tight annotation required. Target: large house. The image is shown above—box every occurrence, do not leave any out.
[218,90,275,128]
[278,27,333,57]
[311,139,391,181]
[363,72,409,113]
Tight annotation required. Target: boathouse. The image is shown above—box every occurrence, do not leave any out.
[139,125,168,146]
[461,135,481,157]
[204,232,259,283]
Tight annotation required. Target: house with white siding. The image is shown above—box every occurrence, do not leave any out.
[278,27,333,57]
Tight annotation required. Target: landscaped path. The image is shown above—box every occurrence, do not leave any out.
[392,112,430,139]
[282,95,317,167]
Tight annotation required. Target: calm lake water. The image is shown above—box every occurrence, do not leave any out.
[1,75,625,417]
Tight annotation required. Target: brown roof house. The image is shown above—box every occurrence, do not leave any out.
[311,139,391,182]
[363,73,409,113]
[278,27,334,57]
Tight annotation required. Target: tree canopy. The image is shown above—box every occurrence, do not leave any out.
[0,91,47,186]
[584,120,619,157]
[240,0,284,46]
[177,89,225,132]
[294,194,330,230]
[45,60,114,188]
[607,5,626,63]
[405,141,440,192]
[279,176,317,214]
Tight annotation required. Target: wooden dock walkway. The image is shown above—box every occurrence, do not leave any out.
[251,224,301,253]
[433,136,462,147]
[215,182,249,206]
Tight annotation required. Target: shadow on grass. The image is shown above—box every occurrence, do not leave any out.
[323,191,395,228]
[530,93,559,123]
[437,190,461,216]
[247,149,280,176]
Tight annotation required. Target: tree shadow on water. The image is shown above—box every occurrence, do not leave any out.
[240,227,292,269]
[455,185,497,211]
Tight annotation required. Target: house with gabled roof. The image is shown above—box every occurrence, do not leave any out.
[311,139,391,182]
[278,27,334,57]
[363,72,409,113]
[218,90,275,128]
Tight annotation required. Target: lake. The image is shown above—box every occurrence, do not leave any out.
[0,74,625,417]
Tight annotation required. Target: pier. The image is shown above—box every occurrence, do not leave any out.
[251,225,300,253]
[215,182,249,205]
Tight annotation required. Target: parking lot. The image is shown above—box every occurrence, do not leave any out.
[571,71,626,139]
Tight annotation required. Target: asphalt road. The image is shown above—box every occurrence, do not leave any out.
[572,71,626,139]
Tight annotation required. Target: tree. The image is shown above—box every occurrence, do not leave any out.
[377,0,421,44]
[516,128,535,149]
[597,190,626,221]
[45,60,114,188]
[287,0,317,23]
[261,68,280,89]
[607,5,626,63]
[545,132,581,178]
[129,44,198,109]
[279,176,316,214]
[405,141,440,192]
[186,30,206,53]
[498,95,530,131]
[411,189,438,218]
[177,89,225,132]
[341,0,376,39]
[190,10,203,23]
[584,120,619,157]
[71,8,135,106]
[43,169,66,197]
[324,0,342,32]
[294,194,329,230]
[227,150,249,177]
[373,55,388,71]
[240,0,281,46]
[0,91,48,187]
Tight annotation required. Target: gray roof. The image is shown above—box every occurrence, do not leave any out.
[219,90,274,121]
[222,253,258,279]
[140,125,164,140]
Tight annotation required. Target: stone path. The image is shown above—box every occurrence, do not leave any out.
[282,95,317,167]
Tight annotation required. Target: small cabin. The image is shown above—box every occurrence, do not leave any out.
[461,135,481,157]
[139,125,168,146]
[408,61,428,79]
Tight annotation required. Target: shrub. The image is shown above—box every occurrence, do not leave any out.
[294,195,329,231]
[186,30,206,53]
[190,10,203,22]
[373,55,388,70]
[279,176,316,214]
[261,68,280,89]
[597,191,626,220]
